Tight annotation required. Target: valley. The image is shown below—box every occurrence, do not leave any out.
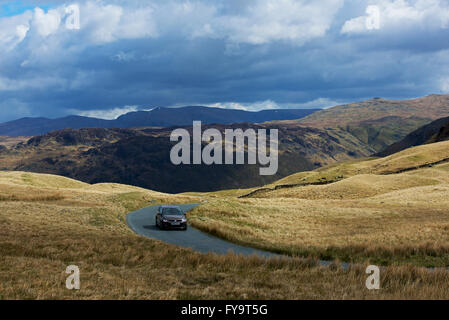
[0,124,372,193]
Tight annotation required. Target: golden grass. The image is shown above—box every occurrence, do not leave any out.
[190,185,449,266]
[255,173,440,199]
[2,170,449,299]
[214,140,449,198]
[190,142,449,267]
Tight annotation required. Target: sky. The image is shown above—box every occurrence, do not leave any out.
[1,0,449,121]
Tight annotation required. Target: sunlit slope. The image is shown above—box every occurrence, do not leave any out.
[295,95,449,128]
[189,141,449,267]
[273,139,449,187]
[0,171,169,197]
[0,171,192,236]
[259,173,440,199]
[270,95,449,152]
[206,140,449,198]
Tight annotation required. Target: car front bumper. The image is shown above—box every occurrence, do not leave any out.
[161,221,187,229]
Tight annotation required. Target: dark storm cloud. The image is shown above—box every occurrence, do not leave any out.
[1,0,449,121]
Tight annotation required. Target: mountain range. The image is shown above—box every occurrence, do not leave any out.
[0,106,319,137]
[1,94,449,193]
[0,124,372,193]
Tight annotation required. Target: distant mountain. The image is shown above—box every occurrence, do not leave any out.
[0,125,373,193]
[296,95,449,128]
[282,94,449,152]
[4,94,449,192]
[376,116,449,157]
[0,116,114,137]
[0,106,319,137]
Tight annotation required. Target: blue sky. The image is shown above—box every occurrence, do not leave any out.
[1,0,449,121]
[0,1,52,17]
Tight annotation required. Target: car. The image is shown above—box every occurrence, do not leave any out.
[155,205,188,230]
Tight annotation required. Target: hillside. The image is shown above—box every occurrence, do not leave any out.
[3,170,447,299]
[190,140,449,267]
[0,136,29,148]
[377,116,449,157]
[3,94,449,193]
[0,106,319,137]
[0,125,373,193]
[278,95,449,152]
[232,139,449,197]
[297,95,449,127]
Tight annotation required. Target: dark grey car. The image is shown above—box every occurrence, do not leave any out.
[155,205,188,230]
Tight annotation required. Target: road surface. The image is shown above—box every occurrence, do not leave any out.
[126,203,278,257]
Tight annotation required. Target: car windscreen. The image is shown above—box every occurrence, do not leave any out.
[162,208,183,215]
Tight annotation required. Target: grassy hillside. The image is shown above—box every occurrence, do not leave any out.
[297,95,449,128]
[189,141,449,267]
[272,139,449,187]
[2,171,449,299]
[275,95,449,152]
[206,139,449,198]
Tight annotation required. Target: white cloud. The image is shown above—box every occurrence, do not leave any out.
[342,0,449,34]
[74,106,139,120]
[439,77,449,92]
[82,2,123,43]
[208,0,344,45]
[117,6,157,39]
[0,0,341,58]
[147,0,343,45]
[15,24,29,42]
[293,98,342,109]
[78,2,157,44]
[205,98,338,111]
[2,0,449,123]
[0,11,31,51]
[341,15,369,34]
[32,7,61,37]
[206,100,280,111]
[0,1,158,50]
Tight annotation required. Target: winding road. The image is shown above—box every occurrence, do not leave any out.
[126,203,277,257]
[127,204,442,271]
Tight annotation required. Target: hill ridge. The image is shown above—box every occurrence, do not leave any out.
[0,106,319,137]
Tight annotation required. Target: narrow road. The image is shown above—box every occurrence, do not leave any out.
[126,203,277,257]
[127,204,448,272]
